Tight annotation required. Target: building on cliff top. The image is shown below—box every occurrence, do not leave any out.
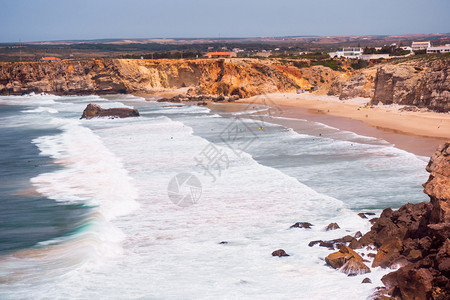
[40,57,61,62]
[411,41,431,51]
[204,52,237,58]
[329,48,363,59]
[427,45,450,54]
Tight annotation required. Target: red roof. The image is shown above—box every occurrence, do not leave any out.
[41,57,61,61]
[204,52,235,56]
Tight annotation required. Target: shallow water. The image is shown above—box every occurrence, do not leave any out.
[0,94,429,299]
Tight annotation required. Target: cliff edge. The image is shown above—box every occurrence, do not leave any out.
[0,59,307,98]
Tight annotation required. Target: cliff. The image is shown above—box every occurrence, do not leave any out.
[0,59,308,98]
[325,58,450,112]
[1,57,448,112]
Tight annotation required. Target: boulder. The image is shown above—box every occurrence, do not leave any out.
[325,246,370,276]
[81,104,139,119]
[272,249,289,257]
[341,258,371,276]
[325,223,340,231]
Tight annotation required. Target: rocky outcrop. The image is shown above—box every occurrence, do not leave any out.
[340,142,450,299]
[0,59,308,98]
[312,143,449,298]
[80,104,140,119]
[371,59,450,112]
[326,58,450,112]
[424,142,450,224]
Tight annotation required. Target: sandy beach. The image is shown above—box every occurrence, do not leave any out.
[234,93,450,157]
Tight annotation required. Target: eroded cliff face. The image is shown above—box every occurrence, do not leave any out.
[1,57,448,111]
[0,59,308,98]
[326,58,450,112]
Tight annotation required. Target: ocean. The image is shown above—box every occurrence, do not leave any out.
[0,93,429,299]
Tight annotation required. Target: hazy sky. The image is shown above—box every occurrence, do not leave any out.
[1,0,449,42]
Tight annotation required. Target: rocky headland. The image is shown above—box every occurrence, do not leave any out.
[0,57,448,112]
[309,143,450,299]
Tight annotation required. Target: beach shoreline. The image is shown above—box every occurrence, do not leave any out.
[230,93,449,157]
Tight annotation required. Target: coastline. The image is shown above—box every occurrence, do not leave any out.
[233,93,450,157]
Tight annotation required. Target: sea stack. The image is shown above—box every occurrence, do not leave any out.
[81,103,140,119]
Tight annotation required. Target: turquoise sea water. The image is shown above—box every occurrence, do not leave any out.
[0,94,429,299]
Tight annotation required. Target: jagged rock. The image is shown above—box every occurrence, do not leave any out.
[81,104,140,119]
[436,239,450,272]
[372,238,403,268]
[325,246,370,276]
[354,231,363,238]
[381,265,434,300]
[290,222,313,229]
[325,223,340,231]
[272,249,289,257]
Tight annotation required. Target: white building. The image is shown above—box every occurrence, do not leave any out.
[359,54,390,61]
[330,48,363,59]
[427,45,450,54]
[411,41,431,51]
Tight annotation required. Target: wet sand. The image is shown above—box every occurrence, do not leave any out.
[209,101,447,158]
[232,93,449,157]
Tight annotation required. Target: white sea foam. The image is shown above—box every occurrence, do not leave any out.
[0,94,430,299]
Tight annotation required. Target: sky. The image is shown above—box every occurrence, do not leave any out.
[0,0,449,42]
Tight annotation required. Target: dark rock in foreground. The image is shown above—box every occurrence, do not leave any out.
[81,103,140,119]
[272,249,289,257]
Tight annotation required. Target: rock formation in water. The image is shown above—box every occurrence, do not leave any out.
[81,103,140,119]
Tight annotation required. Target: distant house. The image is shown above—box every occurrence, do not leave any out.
[427,45,450,54]
[411,41,431,51]
[40,57,61,62]
[204,52,237,58]
[331,48,363,59]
